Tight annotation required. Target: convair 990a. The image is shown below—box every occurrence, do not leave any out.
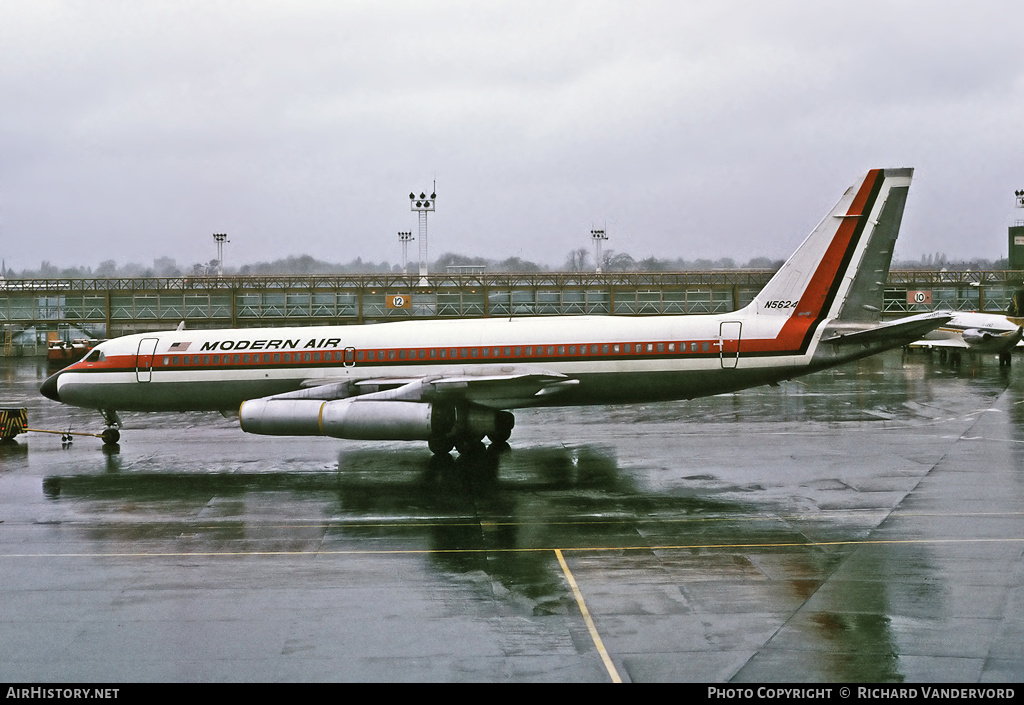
[41,169,950,454]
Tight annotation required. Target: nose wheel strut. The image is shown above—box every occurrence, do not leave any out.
[100,409,122,446]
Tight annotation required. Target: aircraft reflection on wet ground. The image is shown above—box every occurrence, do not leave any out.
[1,349,1023,682]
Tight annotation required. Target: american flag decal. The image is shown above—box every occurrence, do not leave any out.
[169,342,191,351]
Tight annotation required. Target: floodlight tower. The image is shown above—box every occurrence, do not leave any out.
[397,231,414,274]
[410,188,436,286]
[591,229,608,273]
[212,233,229,276]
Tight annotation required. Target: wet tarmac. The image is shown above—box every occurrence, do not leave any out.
[1,349,1023,683]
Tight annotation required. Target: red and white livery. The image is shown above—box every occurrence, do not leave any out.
[42,169,950,453]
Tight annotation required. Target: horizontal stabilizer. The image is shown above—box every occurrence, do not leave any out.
[822,311,952,346]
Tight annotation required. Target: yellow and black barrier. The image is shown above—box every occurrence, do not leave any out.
[1,407,27,440]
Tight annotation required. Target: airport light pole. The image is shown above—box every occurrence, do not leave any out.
[213,233,229,277]
[397,231,414,274]
[410,189,435,286]
[591,229,608,273]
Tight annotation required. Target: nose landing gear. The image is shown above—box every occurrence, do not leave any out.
[100,409,122,446]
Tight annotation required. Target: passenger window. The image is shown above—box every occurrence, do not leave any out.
[203,355,210,364]
[305,352,312,362]
[702,342,710,352]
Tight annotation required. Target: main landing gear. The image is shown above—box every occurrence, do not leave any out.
[428,410,515,456]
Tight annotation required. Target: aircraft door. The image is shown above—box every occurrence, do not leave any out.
[719,322,741,369]
[136,338,159,382]
[344,347,356,368]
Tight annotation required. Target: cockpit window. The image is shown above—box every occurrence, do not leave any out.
[84,349,105,363]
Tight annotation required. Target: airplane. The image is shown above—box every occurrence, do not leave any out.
[909,310,1023,366]
[41,168,951,454]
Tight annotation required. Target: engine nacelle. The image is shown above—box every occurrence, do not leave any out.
[239,399,325,436]
[240,398,456,440]
[321,400,454,440]
[961,328,989,346]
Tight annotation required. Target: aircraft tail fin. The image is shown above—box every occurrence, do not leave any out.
[748,168,913,323]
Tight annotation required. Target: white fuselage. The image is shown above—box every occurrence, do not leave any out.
[50,310,830,412]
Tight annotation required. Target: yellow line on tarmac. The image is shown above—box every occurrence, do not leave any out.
[555,548,622,684]
[1,536,1023,559]
[4,509,1020,535]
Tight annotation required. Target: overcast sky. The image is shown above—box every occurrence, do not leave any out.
[2,1,1022,272]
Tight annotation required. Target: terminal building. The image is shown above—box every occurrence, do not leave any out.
[2,268,1024,355]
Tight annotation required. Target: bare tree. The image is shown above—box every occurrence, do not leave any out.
[563,248,590,272]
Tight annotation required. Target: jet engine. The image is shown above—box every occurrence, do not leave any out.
[961,329,991,346]
[240,398,456,440]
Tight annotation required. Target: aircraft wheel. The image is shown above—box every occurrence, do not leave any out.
[101,428,120,445]
[455,435,485,456]
[487,411,515,444]
[428,436,454,455]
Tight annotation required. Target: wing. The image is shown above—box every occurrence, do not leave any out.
[239,365,579,440]
[908,338,969,349]
[265,365,578,409]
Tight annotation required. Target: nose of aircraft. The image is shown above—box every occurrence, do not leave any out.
[40,372,61,402]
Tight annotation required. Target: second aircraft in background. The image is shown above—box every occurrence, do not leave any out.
[910,311,1023,366]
